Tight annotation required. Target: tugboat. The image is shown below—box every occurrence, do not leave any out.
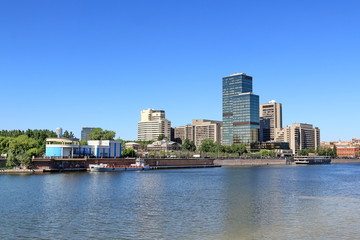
[294,156,331,164]
[89,158,150,172]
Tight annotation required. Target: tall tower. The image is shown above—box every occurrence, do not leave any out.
[260,100,282,142]
[222,73,260,145]
[55,128,63,138]
[138,109,171,141]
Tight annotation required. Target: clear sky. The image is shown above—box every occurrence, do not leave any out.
[1,0,359,141]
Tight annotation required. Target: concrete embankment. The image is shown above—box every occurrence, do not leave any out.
[331,158,360,164]
[214,158,288,166]
[0,169,43,174]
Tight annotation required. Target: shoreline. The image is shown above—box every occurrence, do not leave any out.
[1,158,360,174]
[215,158,360,166]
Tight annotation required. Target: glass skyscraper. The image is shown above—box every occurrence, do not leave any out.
[222,73,260,145]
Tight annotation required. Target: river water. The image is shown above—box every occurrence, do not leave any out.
[1,164,360,240]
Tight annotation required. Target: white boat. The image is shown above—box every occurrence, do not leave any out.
[294,156,331,164]
[89,158,150,172]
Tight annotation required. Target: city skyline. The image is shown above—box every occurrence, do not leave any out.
[1,1,359,141]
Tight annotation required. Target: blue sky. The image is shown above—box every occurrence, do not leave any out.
[1,0,359,141]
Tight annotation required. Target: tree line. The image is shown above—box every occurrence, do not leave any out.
[0,129,57,167]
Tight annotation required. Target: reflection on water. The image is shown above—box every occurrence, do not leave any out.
[1,164,360,239]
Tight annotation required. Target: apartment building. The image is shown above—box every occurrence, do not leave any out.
[138,109,171,141]
[275,123,320,154]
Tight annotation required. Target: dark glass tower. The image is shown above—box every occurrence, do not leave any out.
[222,73,260,145]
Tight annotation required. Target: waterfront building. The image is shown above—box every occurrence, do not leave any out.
[147,140,181,152]
[222,73,260,145]
[321,140,360,158]
[125,142,140,150]
[81,127,97,141]
[260,100,282,142]
[55,127,63,138]
[45,138,122,158]
[138,109,171,141]
[275,123,320,154]
[174,119,222,147]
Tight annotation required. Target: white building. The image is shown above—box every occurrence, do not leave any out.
[275,123,320,154]
[45,138,122,158]
[138,109,171,141]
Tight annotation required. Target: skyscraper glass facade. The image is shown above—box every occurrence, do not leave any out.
[222,73,260,145]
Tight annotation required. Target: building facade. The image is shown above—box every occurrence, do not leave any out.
[222,73,260,145]
[45,138,122,158]
[173,119,222,147]
[260,100,282,142]
[138,109,171,141]
[275,123,320,154]
[321,140,360,158]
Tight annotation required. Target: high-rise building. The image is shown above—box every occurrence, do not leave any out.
[260,100,282,142]
[173,119,222,146]
[81,127,97,141]
[222,73,260,145]
[138,109,171,141]
[274,123,320,154]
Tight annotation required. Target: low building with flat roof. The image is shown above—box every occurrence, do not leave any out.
[45,138,122,158]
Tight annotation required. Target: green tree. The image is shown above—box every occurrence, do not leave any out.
[157,134,166,141]
[259,149,276,158]
[231,143,247,155]
[89,128,115,140]
[199,139,216,152]
[316,146,337,157]
[182,138,196,151]
[6,135,38,167]
[102,130,115,140]
[62,130,75,138]
[298,148,315,156]
[122,148,137,157]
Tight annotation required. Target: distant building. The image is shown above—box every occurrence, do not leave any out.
[147,140,181,152]
[260,100,282,142]
[45,138,122,158]
[275,123,320,154]
[138,109,171,141]
[174,119,222,147]
[55,128,63,138]
[81,127,98,141]
[125,142,140,150]
[321,140,360,158]
[222,73,260,145]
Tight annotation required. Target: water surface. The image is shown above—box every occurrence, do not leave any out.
[1,164,360,239]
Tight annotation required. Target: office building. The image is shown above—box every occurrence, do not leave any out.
[275,123,320,154]
[138,109,171,141]
[260,100,282,142]
[222,73,260,145]
[81,127,97,141]
[173,119,222,147]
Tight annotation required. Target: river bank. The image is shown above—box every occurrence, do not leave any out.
[1,158,359,173]
[214,158,360,166]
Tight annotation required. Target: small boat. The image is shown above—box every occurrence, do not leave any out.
[294,156,331,164]
[89,158,150,172]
